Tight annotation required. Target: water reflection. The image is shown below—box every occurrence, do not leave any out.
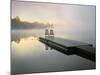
[12,37,40,56]
[11,31,95,75]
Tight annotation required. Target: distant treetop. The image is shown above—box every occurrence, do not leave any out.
[14,16,20,22]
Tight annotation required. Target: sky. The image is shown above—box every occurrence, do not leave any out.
[12,0,96,46]
[12,0,95,25]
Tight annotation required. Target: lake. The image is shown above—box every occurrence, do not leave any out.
[11,30,95,75]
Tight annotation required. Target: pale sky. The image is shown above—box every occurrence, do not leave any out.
[12,0,95,25]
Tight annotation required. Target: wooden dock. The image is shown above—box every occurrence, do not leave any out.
[39,37,95,62]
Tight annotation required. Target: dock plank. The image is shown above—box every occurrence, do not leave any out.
[44,37,92,47]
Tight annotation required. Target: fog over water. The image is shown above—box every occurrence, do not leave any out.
[12,26,96,47]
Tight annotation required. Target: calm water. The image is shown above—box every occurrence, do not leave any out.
[11,30,95,75]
